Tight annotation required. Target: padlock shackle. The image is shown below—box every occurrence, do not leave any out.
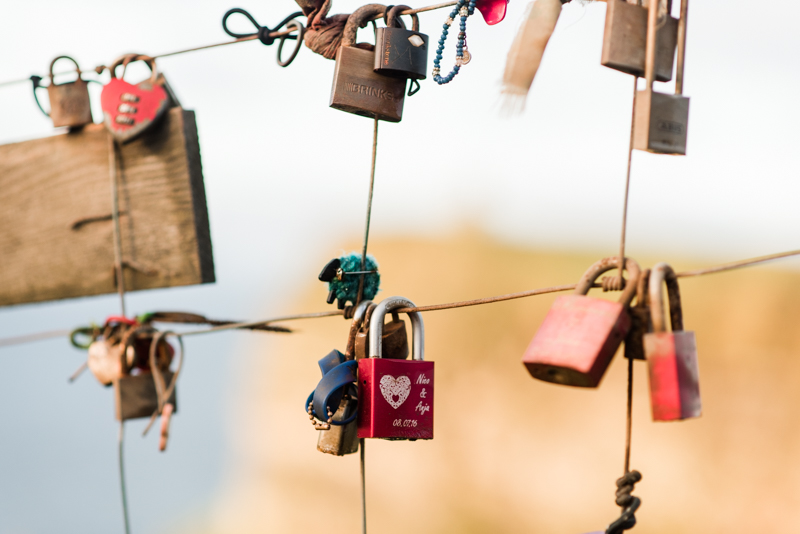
[574,257,641,306]
[107,54,160,86]
[675,0,688,95]
[648,262,684,333]
[368,296,424,361]
[386,5,420,32]
[643,0,659,88]
[342,4,387,48]
[344,300,373,359]
[49,55,83,82]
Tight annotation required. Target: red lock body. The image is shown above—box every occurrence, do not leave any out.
[644,263,701,421]
[357,296,434,440]
[522,257,641,388]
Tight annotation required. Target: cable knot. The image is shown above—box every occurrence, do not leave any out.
[601,275,626,292]
[258,26,276,45]
[614,470,641,507]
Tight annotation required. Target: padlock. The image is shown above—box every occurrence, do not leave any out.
[101,54,171,143]
[330,4,407,122]
[354,306,409,361]
[522,257,641,388]
[315,348,361,456]
[46,56,93,128]
[644,262,701,421]
[633,0,690,154]
[601,0,678,82]
[374,5,429,80]
[112,328,179,422]
[115,371,177,421]
[358,296,433,440]
[624,267,651,361]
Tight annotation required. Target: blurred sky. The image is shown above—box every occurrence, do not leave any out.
[1,1,799,532]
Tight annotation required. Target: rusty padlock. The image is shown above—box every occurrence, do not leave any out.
[522,257,641,388]
[330,4,407,122]
[358,296,433,440]
[354,303,409,361]
[46,56,93,128]
[374,5,429,81]
[601,0,678,81]
[633,0,690,155]
[644,263,701,421]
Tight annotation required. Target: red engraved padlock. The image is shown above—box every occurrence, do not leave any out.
[522,257,641,387]
[358,296,433,440]
[644,262,701,422]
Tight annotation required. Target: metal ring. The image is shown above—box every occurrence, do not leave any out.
[277,20,305,67]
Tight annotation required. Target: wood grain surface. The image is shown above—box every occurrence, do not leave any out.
[0,107,214,307]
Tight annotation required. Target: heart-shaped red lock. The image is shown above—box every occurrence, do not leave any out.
[101,54,169,143]
[475,0,509,25]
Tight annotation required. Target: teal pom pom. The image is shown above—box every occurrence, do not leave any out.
[330,253,380,307]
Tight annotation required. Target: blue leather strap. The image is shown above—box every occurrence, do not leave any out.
[307,360,358,426]
[318,349,346,376]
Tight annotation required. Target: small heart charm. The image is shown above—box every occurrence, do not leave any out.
[475,0,508,25]
[379,374,411,409]
[100,55,169,143]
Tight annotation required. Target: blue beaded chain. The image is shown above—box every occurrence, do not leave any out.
[432,0,477,85]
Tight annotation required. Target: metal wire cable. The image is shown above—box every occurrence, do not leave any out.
[0,3,458,89]
[617,77,638,281]
[356,118,380,307]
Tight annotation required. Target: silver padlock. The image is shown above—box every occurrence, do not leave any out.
[633,0,690,155]
[601,0,678,82]
[330,4,407,122]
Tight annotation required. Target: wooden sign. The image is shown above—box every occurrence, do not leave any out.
[0,107,215,307]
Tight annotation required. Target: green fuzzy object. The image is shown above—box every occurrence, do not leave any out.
[330,253,380,307]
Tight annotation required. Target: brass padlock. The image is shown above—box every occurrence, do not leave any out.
[633,0,690,155]
[601,0,678,82]
[374,5,429,80]
[330,4,407,122]
[354,306,409,361]
[46,56,93,128]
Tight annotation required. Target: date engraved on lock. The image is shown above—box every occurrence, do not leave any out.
[392,419,418,427]
[344,82,398,102]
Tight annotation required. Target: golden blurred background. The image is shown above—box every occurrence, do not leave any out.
[197,231,800,533]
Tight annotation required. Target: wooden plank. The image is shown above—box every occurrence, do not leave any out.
[0,107,215,307]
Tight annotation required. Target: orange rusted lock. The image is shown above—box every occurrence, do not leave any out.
[644,262,701,421]
[522,257,641,387]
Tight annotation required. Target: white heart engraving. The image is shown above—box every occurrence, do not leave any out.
[379,375,411,409]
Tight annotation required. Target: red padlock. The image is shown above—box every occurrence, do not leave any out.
[358,296,433,440]
[522,257,641,387]
[644,263,701,422]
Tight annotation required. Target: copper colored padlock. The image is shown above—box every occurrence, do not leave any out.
[633,0,690,155]
[46,56,93,128]
[522,257,641,388]
[644,262,701,422]
[601,0,678,82]
[354,306,409,361]
[330,4,407,122]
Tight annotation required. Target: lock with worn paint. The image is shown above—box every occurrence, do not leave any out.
[354,305,409,361]
[46,56,93,128]
[101,54,172,143]
[601,0,678,81]
[374,5,429,81]
[522,257,641,387]
[633,0,690,154]
[358,296,433,440]
[330,4,406,122]
[644,262,701,421]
